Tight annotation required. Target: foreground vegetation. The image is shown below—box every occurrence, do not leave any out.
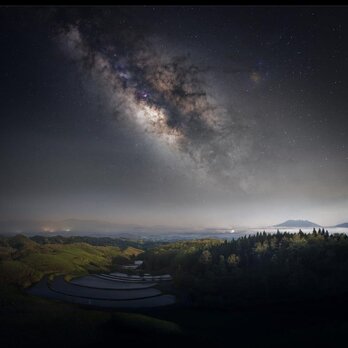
[142,229,348,307]
[1,230,348,347]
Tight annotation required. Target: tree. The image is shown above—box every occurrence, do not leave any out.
[254,242,268,255]
[199,250,212,265]
[227,254,239,266]
[219,255,226,273]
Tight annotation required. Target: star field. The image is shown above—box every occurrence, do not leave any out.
[0,6,347,228]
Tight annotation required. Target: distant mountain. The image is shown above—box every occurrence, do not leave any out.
[274,219,321,228]
[335,222,348,228]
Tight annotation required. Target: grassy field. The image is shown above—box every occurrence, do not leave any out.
[0,234,143,288]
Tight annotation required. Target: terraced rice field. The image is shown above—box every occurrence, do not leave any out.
[27,272,176,308]
[71,275,156,289]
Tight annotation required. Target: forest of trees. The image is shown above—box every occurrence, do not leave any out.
[142,229,348,307]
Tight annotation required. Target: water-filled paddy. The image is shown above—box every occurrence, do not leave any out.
[50,276,161,299]
[28,272,176,309]
[71,275,156,289]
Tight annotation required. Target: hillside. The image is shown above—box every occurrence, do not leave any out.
[0,234,186,348]
[0,234,143,288]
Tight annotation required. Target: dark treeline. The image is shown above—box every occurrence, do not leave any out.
[142,229,348,307]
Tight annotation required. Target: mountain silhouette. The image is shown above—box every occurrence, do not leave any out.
[274,219,321,228]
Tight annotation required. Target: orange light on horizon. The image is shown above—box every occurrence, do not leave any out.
[42,227,55,233]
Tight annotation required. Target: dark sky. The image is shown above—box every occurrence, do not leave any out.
[1,6,348,229]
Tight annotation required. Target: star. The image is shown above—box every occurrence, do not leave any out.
[250,71,261,83]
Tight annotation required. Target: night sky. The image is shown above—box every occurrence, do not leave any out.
[1,6,348,229]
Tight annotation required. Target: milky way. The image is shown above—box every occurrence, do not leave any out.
[58,24,254,188]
